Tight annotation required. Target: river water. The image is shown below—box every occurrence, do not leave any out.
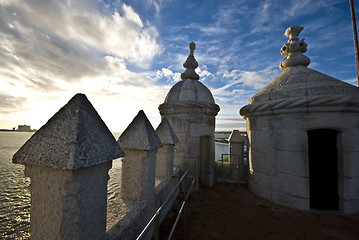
[0,132,228,239]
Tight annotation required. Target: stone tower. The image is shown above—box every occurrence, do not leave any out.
[240,26,359,214]
[159,42,220,186]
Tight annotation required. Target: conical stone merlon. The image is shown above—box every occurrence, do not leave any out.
[13,93,124,169]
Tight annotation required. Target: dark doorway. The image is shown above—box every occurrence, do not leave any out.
[200,136,210,185]
[308,129,339,210]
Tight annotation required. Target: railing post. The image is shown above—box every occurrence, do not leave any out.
[12,94,124,240]
[154,217,160,240]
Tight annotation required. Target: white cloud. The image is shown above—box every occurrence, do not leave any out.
[197,65,213,81]
[155,68,181,84]
[0,0,165,131]
[0,55,170,131]
[217,67,278,91]
[1,0,160,69]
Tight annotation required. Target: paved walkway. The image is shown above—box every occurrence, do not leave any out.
[160,183,359,240]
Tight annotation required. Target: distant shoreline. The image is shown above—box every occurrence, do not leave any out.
[0,129,36,132]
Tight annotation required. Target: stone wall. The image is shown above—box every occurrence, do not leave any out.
[162,110,216,186]
[246,111,359,214]
[13,94,184,239]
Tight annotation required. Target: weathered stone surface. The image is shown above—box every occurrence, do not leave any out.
[277,129,307,152]
[248,175,272,200]
[190,123,213,137]
[13,93,124,170]
[342,151,359,177]
[180,42,199,81]
[240,66,359,117]
[249,149,277,176]
[342,177,359,200]
[276,151,308,177]
[25,161,111,240]
[341,128,359,152]
[162,79,216,105]
[249,130,278,153]
[118,110,163,151]
[279,25,310,71]
[342,199,359,215]
[228,130,246,143]
[156,118,179,145]
[271,191,309,211]
[156,145,174,179]
[300,112,356,130]
[250,170,272,190]
[121,149,156,202]
[229,140,245,166]
[179,79,196,101]
[271,173,309,198]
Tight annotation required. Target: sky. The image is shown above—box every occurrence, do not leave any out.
[0,0,357,133]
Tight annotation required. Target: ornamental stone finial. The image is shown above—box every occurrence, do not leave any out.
[180,42,200,80]
[279,25,310,71]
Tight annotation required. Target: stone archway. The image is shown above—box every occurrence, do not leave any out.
[308,129,339,210]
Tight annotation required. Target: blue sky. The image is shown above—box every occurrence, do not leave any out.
[0,0,357,132]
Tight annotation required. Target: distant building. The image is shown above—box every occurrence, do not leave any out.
[18,125,32,132]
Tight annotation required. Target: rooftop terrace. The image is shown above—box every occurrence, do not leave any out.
[160,183,359,239]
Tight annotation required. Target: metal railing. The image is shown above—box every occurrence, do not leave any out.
[136,160,196,240]
[220,153,230,166]
[167,177,195,240]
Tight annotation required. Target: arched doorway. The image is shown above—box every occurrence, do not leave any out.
[308,129,339,210]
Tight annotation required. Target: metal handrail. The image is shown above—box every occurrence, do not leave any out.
[136,160,195,240]
[167,177,196,240]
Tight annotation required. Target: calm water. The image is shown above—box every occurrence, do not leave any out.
[0,132,32,239]
[0,132,228,239]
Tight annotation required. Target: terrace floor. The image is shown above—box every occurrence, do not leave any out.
[159,183,359,240]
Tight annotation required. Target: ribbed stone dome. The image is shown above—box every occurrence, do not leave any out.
[251,66,359,103]
[164,79,215,104]
[240,66,359,117]
[159,42,219,116]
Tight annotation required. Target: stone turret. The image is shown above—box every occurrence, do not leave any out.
[240,26,359,214]
[159,42,220,186]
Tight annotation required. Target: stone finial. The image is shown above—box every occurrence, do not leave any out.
[279,25,310,71]
[180,42,200,81]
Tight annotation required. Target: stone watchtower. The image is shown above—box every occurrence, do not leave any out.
[159,42,220,186]
[240,26,359,214]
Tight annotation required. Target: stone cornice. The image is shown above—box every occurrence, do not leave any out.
[240,95,359,118]
[159,101,220,116]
